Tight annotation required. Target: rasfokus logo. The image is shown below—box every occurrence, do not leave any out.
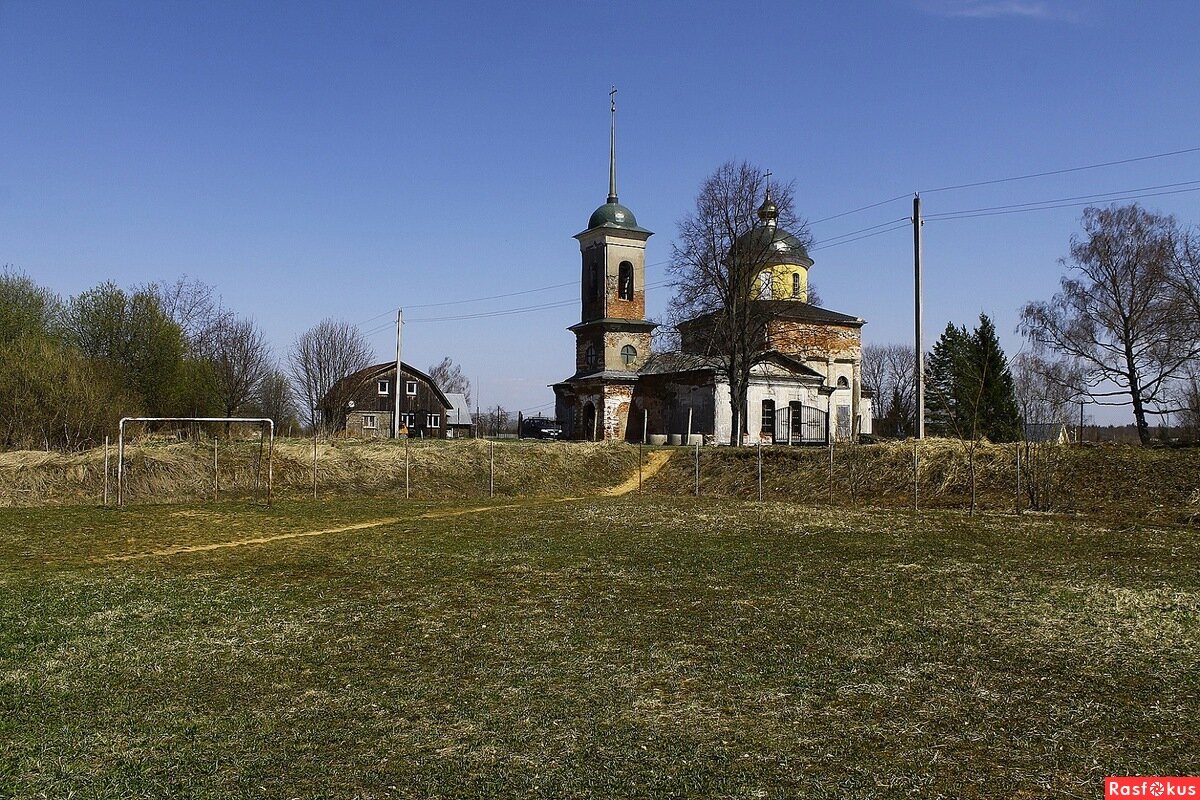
[1106,777,1200,797]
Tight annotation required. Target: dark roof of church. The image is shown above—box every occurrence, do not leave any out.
[757,300,864,325]
[678,301,864,329]
[638,349,826,380]
[638,351,720,375]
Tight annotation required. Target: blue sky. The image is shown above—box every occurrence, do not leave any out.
[3,0,1199,423]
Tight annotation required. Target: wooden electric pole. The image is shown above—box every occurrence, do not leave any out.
[393,308,403,439]
[913,194,925,439]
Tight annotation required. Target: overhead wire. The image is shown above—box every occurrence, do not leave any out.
[355,145,1200,329]
[920,144,1200,195]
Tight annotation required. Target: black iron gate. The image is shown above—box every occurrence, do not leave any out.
[773,402,827,444]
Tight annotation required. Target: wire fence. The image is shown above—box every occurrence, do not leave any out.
[7,434,1196,523]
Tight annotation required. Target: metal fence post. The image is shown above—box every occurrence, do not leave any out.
[757,439,763,502]
[103,436,110,506]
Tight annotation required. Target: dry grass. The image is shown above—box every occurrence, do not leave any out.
[649,439,1200,522]
[0,496,1196,798]
[0,438,638,507]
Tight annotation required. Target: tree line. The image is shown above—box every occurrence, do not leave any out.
[865,203,1200,445]
[0,273,300,450]
[1,270,477,451]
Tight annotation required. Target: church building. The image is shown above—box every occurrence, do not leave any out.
[553,101,872,444]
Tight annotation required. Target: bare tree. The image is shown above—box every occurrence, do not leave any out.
[148,276,230,357]
[1019,205,1200,445]
[862,343,916,437]
[667,161,811,445]
[211,315,272,421]
[480,405,510,437]
[288,318,373,432]
[427,356,472,405]
[1011,353,1080,433]
[253,369,301,434]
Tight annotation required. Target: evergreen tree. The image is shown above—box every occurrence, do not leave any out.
[924,315,1022,441]
[962,314,1022,442]
[924,322,969,436]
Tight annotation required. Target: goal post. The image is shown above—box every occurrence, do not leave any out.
[117,417,274,507]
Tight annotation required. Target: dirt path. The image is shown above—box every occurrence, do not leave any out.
[100,448,674,561]
[601,448,674,496]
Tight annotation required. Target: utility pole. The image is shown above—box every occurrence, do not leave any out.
[913,194,925,439]
[393,308,403,439]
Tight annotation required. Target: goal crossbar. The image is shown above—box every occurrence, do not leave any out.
[117,417,274,507]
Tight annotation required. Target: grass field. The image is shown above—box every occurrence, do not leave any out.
[2,492,1198,798]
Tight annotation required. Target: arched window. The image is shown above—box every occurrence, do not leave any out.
[585,343,598,369]
[761,399,775,434]
[759,271,772,299]
[621,344,637,367]
[618,262,634,300]
[837,376,849,388]
[792,272,801,298]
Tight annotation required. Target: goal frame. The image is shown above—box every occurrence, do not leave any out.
[117,417,274,507]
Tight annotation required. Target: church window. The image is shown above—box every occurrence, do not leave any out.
[590,263,601,300]
[792,272,801,298]
[761,399,775,433]
[759,271,772,299]
[585,344,598,369]
[621,344,637,367]
[618,262,634,300]
[837,376,849,388]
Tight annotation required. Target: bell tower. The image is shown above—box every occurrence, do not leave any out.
[569,87,656,376]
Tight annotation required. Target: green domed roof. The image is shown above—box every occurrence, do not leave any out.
[734,225,814,268]
[587,201,651,234]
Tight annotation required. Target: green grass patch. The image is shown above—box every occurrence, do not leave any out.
[1,498,1197,798]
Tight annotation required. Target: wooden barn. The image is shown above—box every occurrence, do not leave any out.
[322,362,455,439]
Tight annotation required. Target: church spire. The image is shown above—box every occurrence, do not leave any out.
[608,86,618,204]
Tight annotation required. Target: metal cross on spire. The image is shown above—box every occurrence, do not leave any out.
[608,86,618,204]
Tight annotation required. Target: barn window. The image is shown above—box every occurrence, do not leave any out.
[618,262,633,299]
[377,380,389,395]
[428,414,441,428]
[792,272,801,297]
[362,414,377,430]
[621,344,637,367]
[761,399,775,433]
[406,380,418,396]
[400,412,415,428]
[585,344,598,369]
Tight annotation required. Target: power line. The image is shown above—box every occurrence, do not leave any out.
[925,178,1200,219]
[920,144,1200,194]
[809,194,910,226]
[927,184,1200,222]
[815,217,911,245]
[811,222,911,252]
[804,144,1200,228]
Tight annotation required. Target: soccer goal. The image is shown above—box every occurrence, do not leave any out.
[116,417,274,507]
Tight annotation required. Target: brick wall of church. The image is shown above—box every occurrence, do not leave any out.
[768,320,862,361]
